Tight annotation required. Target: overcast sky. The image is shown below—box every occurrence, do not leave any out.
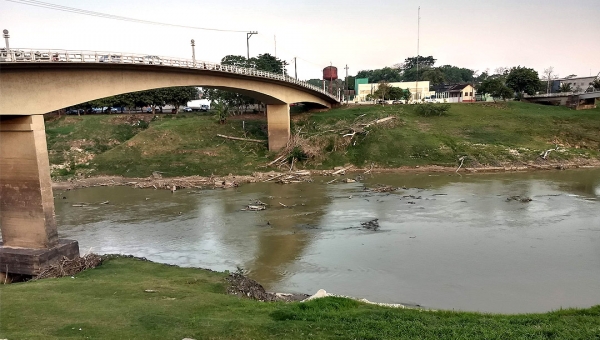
[1,0,599,80]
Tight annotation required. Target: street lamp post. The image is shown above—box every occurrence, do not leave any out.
[191,39,196,67]
[246,31,257,62]
[3,29,9,52]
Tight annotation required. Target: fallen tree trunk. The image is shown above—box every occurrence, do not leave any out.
[217,134,267,143]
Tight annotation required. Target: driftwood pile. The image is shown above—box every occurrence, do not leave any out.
[265,116,396,169]
[365,184,398,193]
[35,253,103,280]
[506,195,532,203]
[361,219,380,231]
[226,273,309,302]
[242,200,268,211]
[262,171,312,184]
[339,116,396,145]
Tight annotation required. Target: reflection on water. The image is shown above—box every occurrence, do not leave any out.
[51,169,600,313]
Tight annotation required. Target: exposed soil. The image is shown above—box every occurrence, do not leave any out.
[52,159,600,191]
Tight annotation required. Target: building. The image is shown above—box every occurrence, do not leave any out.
[431,84,476,103]
[356,81,433,102]
[552,75,597,93]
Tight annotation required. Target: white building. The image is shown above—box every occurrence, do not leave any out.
[356,81,434,102]
[552,75,598,93]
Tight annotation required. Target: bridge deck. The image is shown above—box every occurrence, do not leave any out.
[0,48,340,104]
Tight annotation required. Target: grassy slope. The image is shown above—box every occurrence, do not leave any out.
[1,257,599,339]
[45,102,600,178]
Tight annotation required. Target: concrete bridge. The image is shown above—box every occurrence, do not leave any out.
[523,91,600,110]
[0,48,340,277]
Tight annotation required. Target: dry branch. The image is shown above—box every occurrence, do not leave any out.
[35,254,103,280]
[217,134,267,143]
[332,166,353,175]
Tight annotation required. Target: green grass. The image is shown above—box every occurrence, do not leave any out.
[45,114,152,177]
[1,257,600,339]
[45,102,600,178]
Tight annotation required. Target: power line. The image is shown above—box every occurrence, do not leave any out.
[5,0,250,33]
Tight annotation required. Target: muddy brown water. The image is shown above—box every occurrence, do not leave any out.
[50,169,600,313]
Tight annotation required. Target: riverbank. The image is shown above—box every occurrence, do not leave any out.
[45,101,600,180]
[2,256,599,339]
[52,159,600,191]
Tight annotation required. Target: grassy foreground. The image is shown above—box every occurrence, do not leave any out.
[1,257,599,339]
[45,102,600,178]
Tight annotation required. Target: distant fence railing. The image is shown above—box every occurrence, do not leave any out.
[523,90,600,99]
[0,48,339,102]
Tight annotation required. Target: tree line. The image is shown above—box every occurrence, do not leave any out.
[351,55,600,101]
[71,87,200,113]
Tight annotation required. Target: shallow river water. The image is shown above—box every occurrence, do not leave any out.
[54,169,600,313]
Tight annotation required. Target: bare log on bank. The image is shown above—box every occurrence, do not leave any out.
[217,134,267,143]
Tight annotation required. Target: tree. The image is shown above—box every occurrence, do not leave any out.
[388,87,404,100]
[252,53,287,74]
[437,65,475,84]
[475,69,490,83]
[346,75,356,91]
[212,101,229,124]
[421,68,446,85]
[221,55,251,68]
[505,66,541,96]
[374,81,392,100]
[478,78,513,102]
[356,67,402,83]
[397,56,436,70]
[161,87,199,113]
[558,83,572,93]
[542,66,558,94]
[401,88,412,102]
[591,79,600,91]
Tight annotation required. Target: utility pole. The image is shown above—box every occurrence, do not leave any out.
[191,39,196,67]
[274,35,277,57]
[294,57,297,79]
[345,64,349,104]
[246,31,257,61]
[416,6,420,101]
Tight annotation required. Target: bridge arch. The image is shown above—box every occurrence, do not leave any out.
[0,63,334,115]
[0,55,339,274]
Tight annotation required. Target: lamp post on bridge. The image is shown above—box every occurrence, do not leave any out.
[3,29,9,55]
[246,31,257,63]
[191,39,196,67]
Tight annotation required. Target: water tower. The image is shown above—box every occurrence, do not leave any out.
[323,66,338,95]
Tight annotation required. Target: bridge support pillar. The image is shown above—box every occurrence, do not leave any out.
[266,104,290,151]
[0,115,79,277]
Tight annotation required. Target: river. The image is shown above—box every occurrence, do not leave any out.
[53,169,600,313]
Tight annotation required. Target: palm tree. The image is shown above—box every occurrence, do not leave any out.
[559,83,572,93]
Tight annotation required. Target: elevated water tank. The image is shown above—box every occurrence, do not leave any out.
[323,66,338,80]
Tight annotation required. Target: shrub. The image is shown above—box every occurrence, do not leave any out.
[414,103,451,117]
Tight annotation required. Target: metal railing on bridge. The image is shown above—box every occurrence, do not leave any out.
[0,48,340,102]
[523,90,600,99]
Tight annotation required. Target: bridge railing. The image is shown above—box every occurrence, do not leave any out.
[0,48,339,102]
[523,92,575,98]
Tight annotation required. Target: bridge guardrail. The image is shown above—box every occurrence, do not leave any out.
[523,90,600,99]
[523,92,575,98]
[0,48,340,102]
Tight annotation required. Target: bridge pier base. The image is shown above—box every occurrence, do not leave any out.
[266,104,291,151]
[0,115,79,276]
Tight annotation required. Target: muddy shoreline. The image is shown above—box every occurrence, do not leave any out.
[52,159,600,191]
